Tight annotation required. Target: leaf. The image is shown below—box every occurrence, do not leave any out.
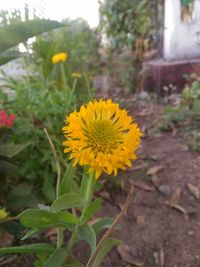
[0,50,22,65]
[147,165,164,176]
[80,172,90,199]
[65,259,85,267]
[0,244,54,255]
[52,193,83,210]
[88,238,121,267]
[9,183,32,197]
[18,209,79,229]
[0,19,65,53]
[60,162,76,195]
[44,248,66,267]
[92,217,120,236]
[79,224,96,255]
[187,183,200,200]
[0,142,32,158]
[117,244,144,267]
[170,187,181,206]
[82,199,102,223]
[21,228,40,240]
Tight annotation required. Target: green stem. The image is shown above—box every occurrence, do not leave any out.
[57,228,64,249]
[60,63,68,90]
[44,129,63,249]
[82,171,95,215]
[67,78,77,107]
[65,172,95,261]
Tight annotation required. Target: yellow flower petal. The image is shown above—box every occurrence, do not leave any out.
[52,52,68,64]
[62,99,142,179]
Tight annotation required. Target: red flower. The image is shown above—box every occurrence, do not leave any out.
[0,111,16,128]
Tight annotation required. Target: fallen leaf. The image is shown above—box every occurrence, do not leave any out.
[151,175,161,188]
[170,187,181,206]
[187,183,200,200]
[147,165,164,176]
[171,204,187,215]
[135,182,155,191]
[127,163,148,172]
[117,244,144,267]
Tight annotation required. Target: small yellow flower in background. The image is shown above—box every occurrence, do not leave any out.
[52,52,68,64]
[72,72,81,79]
[63,99,142,179]
[0,208,8,220]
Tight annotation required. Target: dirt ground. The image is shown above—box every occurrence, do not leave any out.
[94,82,200,267]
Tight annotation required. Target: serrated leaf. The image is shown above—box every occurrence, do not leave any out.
[18,209,79,229]
[0,243,54,255]
[87,238,121,267]
[79,224,96,255]
[52,193,83,210]
[44,248,66,267]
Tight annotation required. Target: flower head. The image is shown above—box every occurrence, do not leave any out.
[0,208,8,220]
[0,111,16,128]
[63,99,142,179]
[52,52,68,64]
[72,72,81,79]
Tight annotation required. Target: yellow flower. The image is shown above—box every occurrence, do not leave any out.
[0,208,8,220]
[52,52,68,64]
[72,72,81,78]
[63,99,142,179]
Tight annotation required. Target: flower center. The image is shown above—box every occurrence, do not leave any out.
[85,120,120,153]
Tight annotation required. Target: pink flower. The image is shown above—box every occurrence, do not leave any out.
[0,111,16,128]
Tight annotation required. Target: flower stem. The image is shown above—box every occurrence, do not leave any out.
[65,172,95,261]
[60,63,68,91]
[67,78,77,107]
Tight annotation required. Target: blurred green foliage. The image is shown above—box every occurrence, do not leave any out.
[99,0,154,49]
[31,18,100,81]
[163,77,200,150]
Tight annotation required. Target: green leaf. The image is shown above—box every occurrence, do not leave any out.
[0,50,22,65]
[92,218,120,236]
[60,162,76,195]
[79,224,96,255]
[18,209,79,229]
[80,172,89,199]
[52,193,83,210]
[44,248,66,267]
[88,238,121,267]
[0,142,32,158]
[0,19,65,53]
[82,199,102,223]
[65,259,85,267]
[0,243,54,255]
[21,228,41,240]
